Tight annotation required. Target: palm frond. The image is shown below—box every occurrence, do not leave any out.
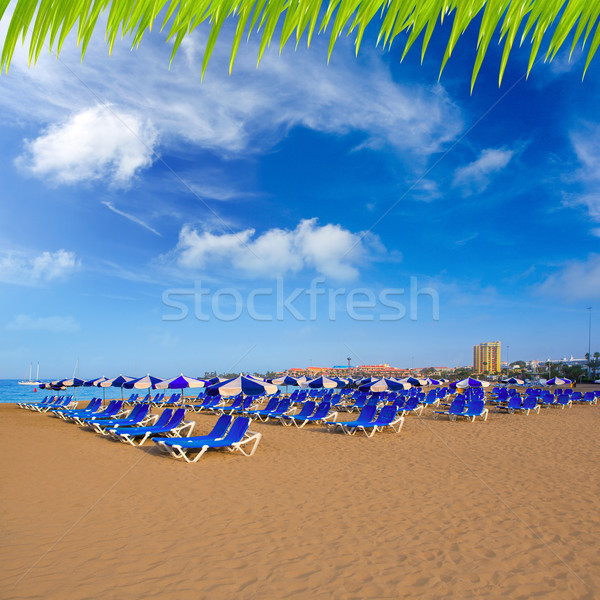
[0,0,598,89]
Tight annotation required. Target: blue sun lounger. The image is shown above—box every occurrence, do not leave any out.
[153,414,232,457]
[325,404,378,434]
[555,395,572,409]
[193,396,223,412]
[540,394,555,407]
[519,396,541,414]
[497,396,522,413]
[19,395,51,409]
[53,398,102,419]
[26,396,61,411]
[344,396,367,413]
[215,397,245,415]
[458,399,488,422]
[245,397,279,418]
[352,405,405,437]
[433,398,466,420]
[279,401,316,427]
[399,397,424,417]
[89,403,153,434]
[580,392,597,404]
[280,401,336,428]
[74,400,124,425]
[154,416,261,462]
[253,399,293,422]
[109,408,194,446]
[36,397,74,412]
[229,397,257,415]
[61,399,113,422]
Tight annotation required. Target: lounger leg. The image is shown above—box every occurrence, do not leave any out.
[235,433,262,457]
[189,446,211,463]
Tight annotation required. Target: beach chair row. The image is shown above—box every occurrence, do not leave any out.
[18,397,262,463]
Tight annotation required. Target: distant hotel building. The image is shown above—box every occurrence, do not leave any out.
[473,341,501,374]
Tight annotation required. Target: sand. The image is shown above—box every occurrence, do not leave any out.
[1,386,599,599]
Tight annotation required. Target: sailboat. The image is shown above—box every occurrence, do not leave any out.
[19,362,41,386]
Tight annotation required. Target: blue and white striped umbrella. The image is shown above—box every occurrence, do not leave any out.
[124,374,164,390]
[359,378,411,392]
[271,375,301,386]
[59,377,85,387]
[208,375,278,397]
[84,376,107,387]
[155,374,207,390]
[306,376,339,389]
[400,376,428,386]
[100,374,135,399]
[455,377,490,389]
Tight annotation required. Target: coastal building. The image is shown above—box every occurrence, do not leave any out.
[473,341,501,374]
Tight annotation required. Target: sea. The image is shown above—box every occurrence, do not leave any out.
[0,380,134,404]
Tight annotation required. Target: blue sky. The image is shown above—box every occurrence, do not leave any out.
[0,12,598,378]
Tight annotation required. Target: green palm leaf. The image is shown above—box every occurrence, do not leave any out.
[0,0,598,89]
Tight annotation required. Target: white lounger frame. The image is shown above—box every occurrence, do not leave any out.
[112,420,195,446]
[456,408,489,422]
[157,430,262,463]
[350,415,405,437]
[279,409,338,428]
[90,411,159,435]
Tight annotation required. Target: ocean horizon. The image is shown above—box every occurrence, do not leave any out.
[0,379,138,404]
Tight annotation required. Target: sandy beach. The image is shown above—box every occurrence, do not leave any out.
[1,387,599,599]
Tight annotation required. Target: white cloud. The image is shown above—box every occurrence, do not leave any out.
[0,249,80,285]
[0,20,462,184]
[453,148,515,194]
[16,105,157,185]
[173,218,380,280]
[7,314,80,333]
[537,254,600,300]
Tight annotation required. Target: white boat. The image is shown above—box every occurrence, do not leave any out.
[18,363,41,386]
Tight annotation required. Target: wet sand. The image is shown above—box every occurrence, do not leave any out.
[1,386,599,599]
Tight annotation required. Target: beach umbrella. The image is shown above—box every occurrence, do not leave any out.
[306,376,338,389]
[156,374,206,389]
[206,376,229,385]
[59,377,85,399]
[356,377,379,386]
[124,374,164,390]
[84,376,107,387]
[101,374,134,399]
[47,379,66,391]
[504,377,524,385]
[207,375,278,397]
[359,378,411,393]
[296,376,310,388]
[545,377,571,386]
[425,378,441,386]
[60,377,85,387]
[400,376,428,386]
[270,374,302,393]
[330,377,350,388]
[155,374,206,401]
[455,377,490,389]
[89,377,110,401]
[271,375,301,386]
